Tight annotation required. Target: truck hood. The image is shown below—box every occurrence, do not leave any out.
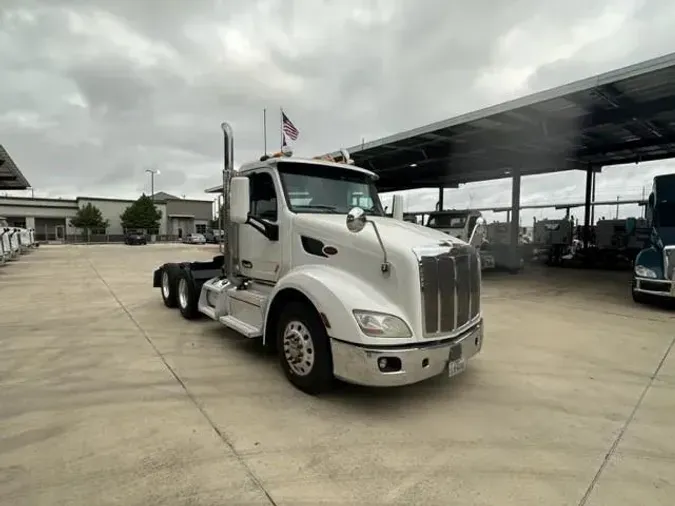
[291,214,469,329]
[429,227,465,239]
[656,226,675,246]
[293,214,466,249]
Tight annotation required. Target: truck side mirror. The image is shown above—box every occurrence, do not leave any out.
[625,217,636,235]
[346,207,367,233]
[391,194,405,221]
[468,217,487,248]
[648,193,655,208]
[229,176,250,224]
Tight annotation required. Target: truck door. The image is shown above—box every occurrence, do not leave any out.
[238,171,282,283]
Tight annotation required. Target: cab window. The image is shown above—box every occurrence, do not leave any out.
[249,172,278,222]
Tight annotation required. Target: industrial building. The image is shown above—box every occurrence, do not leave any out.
[0,192,214,242]
[1,144,214,242]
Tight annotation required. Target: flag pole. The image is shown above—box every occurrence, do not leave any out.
[280,107,284,150]
[263,108,267,154]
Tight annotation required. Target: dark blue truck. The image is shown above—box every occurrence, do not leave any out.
[631,174,675,303]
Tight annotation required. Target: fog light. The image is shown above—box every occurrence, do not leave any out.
[376,357,402,373]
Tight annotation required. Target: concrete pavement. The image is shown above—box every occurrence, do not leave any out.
[0,244,673,505]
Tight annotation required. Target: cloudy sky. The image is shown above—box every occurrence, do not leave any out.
[2,0,675,223]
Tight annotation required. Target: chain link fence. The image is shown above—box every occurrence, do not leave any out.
[63,234,182,244]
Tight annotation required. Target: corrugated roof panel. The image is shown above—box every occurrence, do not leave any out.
[0,144,31,190]
[326,52,675,190]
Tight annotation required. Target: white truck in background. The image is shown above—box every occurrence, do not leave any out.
[1,217,38,263]
[152,122,488,395]
[425,210,496,270]
[1,218,19,263]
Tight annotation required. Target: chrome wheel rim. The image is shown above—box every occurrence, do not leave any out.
[282,320,314,376]
[178,278,188,308]
[161,271,170,299]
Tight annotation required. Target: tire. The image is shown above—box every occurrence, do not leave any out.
[177,270,200,319]
[160,268,178,308]
[276,301,334,395]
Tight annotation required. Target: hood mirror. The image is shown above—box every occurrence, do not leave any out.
[346,207,367,233]
[625,217,636,235]
[345,206,390,274]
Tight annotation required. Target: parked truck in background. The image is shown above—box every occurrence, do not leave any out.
[425,210,496,270]
[0,217,36,260]
[631,173,675,303]
[152,122,488,395]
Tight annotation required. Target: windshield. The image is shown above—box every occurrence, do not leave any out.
[278,162,384,216]
[655,202,675,227]
[427,214,467,228]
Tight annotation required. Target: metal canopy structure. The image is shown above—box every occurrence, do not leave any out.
[328,52,675,193]
[0,144,31,190]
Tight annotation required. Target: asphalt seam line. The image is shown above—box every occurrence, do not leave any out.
[88,260,278,506]
[578,332,675,506]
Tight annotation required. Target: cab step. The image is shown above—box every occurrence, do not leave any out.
[218,315,262,338]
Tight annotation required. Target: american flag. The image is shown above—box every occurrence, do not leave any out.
[282,111,299,141]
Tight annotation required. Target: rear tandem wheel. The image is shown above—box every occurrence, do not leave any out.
[161,268,178,308]
[177,270,200,320]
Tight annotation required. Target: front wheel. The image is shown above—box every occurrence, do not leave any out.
[276,301,334,395]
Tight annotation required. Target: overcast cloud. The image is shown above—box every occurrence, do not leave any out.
[2,0,675,223]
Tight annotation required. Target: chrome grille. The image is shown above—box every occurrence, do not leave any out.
[418,245,481,337]
[665,247,675,280]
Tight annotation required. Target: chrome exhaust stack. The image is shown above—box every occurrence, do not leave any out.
[220,122,241,284]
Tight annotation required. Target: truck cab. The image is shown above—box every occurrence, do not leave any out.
[152,123,487,394]
[0,217,21,260]
[0,217,9,264]
[426,210,495,270]
[631,174,675,302]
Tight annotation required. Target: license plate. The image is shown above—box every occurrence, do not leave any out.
[448,358,466,378]
[448,344,466,378]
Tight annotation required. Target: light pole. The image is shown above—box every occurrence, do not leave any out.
[145,168,160,200]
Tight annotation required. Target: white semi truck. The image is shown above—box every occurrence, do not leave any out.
[1,218,20,262]
[152,123,487,394]
[1,217,37,262]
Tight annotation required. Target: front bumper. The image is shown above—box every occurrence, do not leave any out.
[633,276,675,298]
[330,320,484,387]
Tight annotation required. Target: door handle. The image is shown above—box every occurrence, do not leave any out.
[242,260,252,268]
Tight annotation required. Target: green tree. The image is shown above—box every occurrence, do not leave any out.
[120,194,162,233]
[70,203,109,236]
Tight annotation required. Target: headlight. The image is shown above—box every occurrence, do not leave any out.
[634,265,657,279]
[352,311,412,338]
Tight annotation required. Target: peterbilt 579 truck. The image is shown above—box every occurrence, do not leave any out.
[632,174,675,303]
[152,123,487,394]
